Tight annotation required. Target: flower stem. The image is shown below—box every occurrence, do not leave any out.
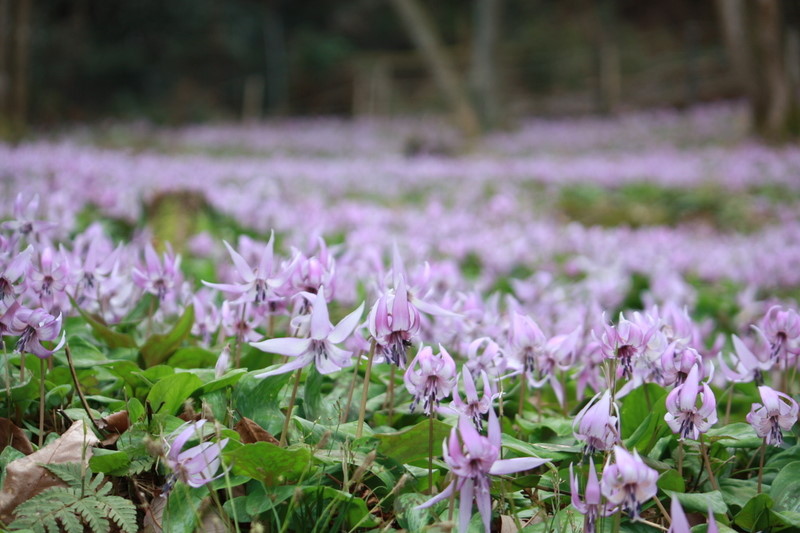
[724,384,734,426]
[428,410,435,494]
[356,340,376,439]
[341,355,361,423]
[518,376,526,418]
[65,343,104,436]
[757,440,766,494]
[652,496,671,526]
[700,434,720,491]
[386,365,395,424]
[279,368,303,447]
[677,439,683,477]
[38,358,46,446]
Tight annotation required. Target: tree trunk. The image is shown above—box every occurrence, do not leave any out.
[389,0,481,138]
[469,0,501,130]
[714,0,756,98]
[11,0,32,131]
[263,2,288,115]
[0,0,10,119]
[753,0,791,138]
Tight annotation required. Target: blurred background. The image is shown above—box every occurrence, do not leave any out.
[1,0,800,139]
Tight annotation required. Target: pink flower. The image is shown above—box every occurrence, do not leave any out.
[573,390,620,454]
[664,365,717,441]
[598,314,656,380]
[451,366,496,430]
[132,243,182,301]
[746,385,799,446]
[0,245,31,310]
[404,344,457,415]
[416,410,549,533]
[251,286,364,377]
[601,446,658,520]
[10,306,66,358]
[570,457,614,533]
[367,276,421,368]
[163,420,228,493]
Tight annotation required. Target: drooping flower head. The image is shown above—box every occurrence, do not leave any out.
[600,446,658,521]
[251,286,364,377]
[746,385,799,446]
[404,344,457,415]
[599,313,655,380]
[162,420,229,495]
[757,305,800,364]
[0,245,31,310]
[368,276,421,368]
[416,410,549,533]
[664,365,717,441]
[10,306,66,358]
[451,366,496,431]
[132,243,182,301]
[573,390,620,454]
[570,457,615,533]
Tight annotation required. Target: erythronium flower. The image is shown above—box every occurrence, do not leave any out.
[368,276,421,368]
[404,344,457,415]
[599,314,656,380]
[215,344,231,378]
[202,233,294,306]
[132,243,182,301]
[668,496,691,533]
[718,334,773,383]
[451,366,495,430]
[573,390,620,454]
[600,446,658,521]
[1,193,55,238]
[0,245,31,309]
[756,305,800,364]
[10,307,66,358]
[28,246,70,309]
[251,286,364,377]
[664,365,717,441]
[416,410,549,533]
[570,457,614,533]
[163,420,229,494]
[746,385,799,446]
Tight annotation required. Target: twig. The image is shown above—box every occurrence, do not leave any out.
[652,496,671,525]
[279,368,303,447]
[356,340,376,439]
[700,434,720,491]
[39,358,46,446]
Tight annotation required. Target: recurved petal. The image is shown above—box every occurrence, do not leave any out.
[329,301,364,344]
[489,457,548,476]
[309,287,331,340]
[459,479,475,533]
[223,240,256,283]
[253,353,314,378]
[250,337,310,357]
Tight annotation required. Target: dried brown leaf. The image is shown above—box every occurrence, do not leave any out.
[0,420,100,522]
[0,418,34,455]
[235,417,279,445]
[99,410,130,434]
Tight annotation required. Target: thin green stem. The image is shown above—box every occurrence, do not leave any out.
[518,376,526,418]
[65,344,104,436]
[677,439,683,478]
[700,434,720,491]
[428,411,434,494]
[341,356,361,423]
[757,440,766,494]
[355,340,376,439]
[279,368,303,447]
[38,357,46,446]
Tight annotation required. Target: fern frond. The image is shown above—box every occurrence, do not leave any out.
[42,462,85,488]
[9,463,138,533]
[97,495,139,533]
[127,455,155,474]
[74,499,110,533]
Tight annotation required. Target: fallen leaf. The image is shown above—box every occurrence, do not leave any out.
[99,410,130,434]
[235,417,279,445]
[0,418,33,455]
[500,515,520,533]
[0,420,99,522]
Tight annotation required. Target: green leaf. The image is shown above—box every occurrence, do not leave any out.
[146,372,203,415]
[139,304,195,367]
[395,493,432,532]
[706,423,762,449]
[734,493,774,531]
[163,483,205,533]
[167,346,218,369]
[720,478,758,511]
[770,460,800,513]
[619,384,667,439]
[375,419,453,464]
[127,398,145,423]
[89,450,130,476]
[658,470,685,493]
[233,372,292,435]
[198,368,247,395]
[70,297,137,349]
[671,491,728,514]
[225,442,311,485]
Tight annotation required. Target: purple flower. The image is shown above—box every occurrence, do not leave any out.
[573,390,620,454]
[451,366,496,430]
[202,233,293,307]
[0,245,31,310]
[570,457,614,533]
[251,286,364,377]
[28,246,70,310]
[600,446,658,521]
[404,344,457,415]
[757,305,800,363]
[367,276,421,368]
[668,496,691,533]
[1,194,55,238]
[718,334,773,383]
[664,365,717,441]
[163,420,229,493]
[10,306,66,358]
[215,344,231,378]
[599,314,655,380]
[416,410,549,533]
[746,385,799,446]
[132,243,182,301]
[219,301,261,343]
[661,345,709,387]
